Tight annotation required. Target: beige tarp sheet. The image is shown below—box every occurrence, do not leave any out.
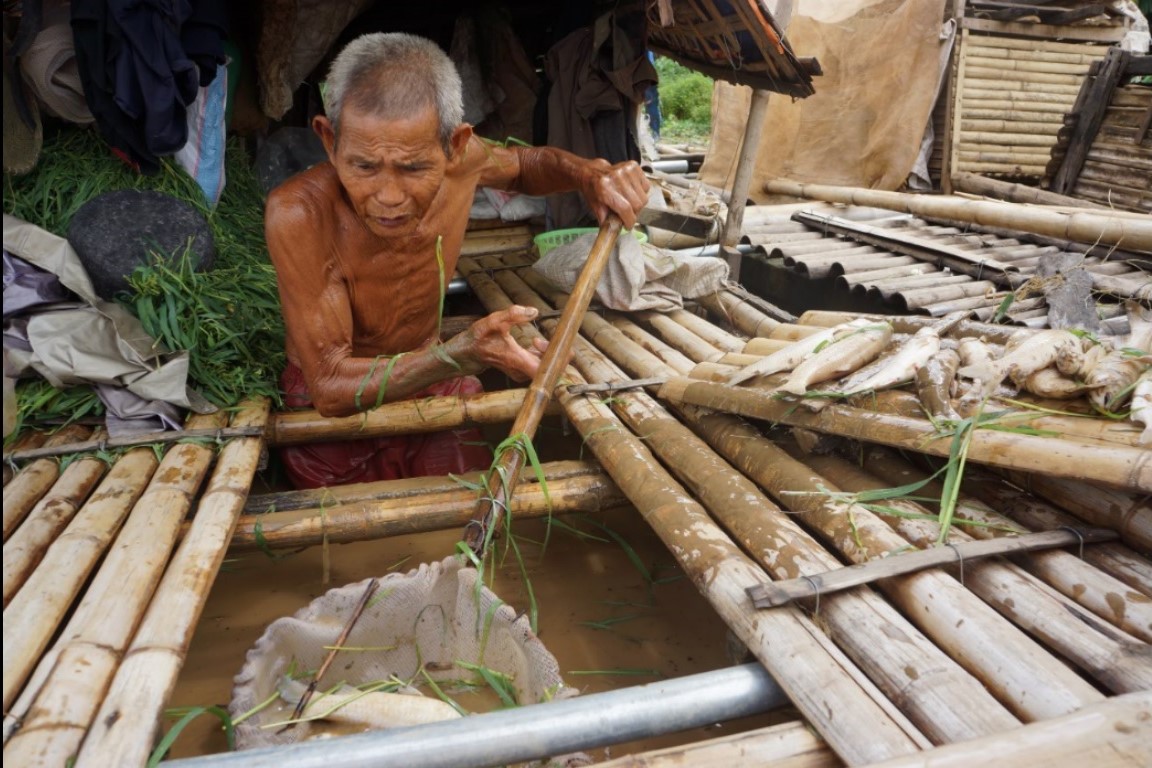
[699,0,949,199]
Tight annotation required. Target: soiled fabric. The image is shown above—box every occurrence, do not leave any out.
[20,0,93,125]
[278,362,493,489]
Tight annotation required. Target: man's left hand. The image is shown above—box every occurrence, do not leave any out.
[581,160,650,230]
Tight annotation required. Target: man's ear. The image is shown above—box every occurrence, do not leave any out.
[447,123,473,164]
[313,115,337,162]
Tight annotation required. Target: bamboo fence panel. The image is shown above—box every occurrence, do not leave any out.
[268,387,549,446]
[2,424,91,540]
[463,262,927,764]
[658,378,1152,492]
[75,401,270,768]
[2,411,223,766]
[591,720,838,768]
[0,446,158,714]
[860,692,1151,768]
[563,345,1021,743]
[2,450,106,604]
[227,465,624,551]
[800,452,1152,693]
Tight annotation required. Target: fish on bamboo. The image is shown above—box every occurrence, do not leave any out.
[1021,367,1092,400]
[1085,348,1152,414]
[1132,368,1151,444]
[916,347,961,421]
[834,327,942,394]
[777,322,893,396]
[277,676,462,730]
[958,329,1085,397]
[1121,300,1152,355]
[727,318,873,385]
[956,338,1002,407]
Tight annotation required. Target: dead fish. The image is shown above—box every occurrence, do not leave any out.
[958,329,1085,396]
[956,338,1001,407]
[727,318,874,385]
[1021,367,1092,400]
[277,675,462,729]
[916,347,961,421]
[835,327,942,394]
[777,322,893,396]
[1121,300,1152,355]
[1085,349,1152,414]
[1132,368,1151,444]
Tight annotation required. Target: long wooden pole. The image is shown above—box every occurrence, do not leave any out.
[723,88,773,281]
[465,215,622,556]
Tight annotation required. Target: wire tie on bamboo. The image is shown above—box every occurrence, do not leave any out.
[1058,526,1086,559]
[947,543,965,585]
[801,575,821,617]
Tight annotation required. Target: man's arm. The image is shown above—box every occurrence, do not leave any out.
[472,139,650,229]
[266,191,545,417]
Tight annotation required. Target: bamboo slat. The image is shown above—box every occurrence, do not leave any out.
[75,401,270,768]
[590,721,838,768]
[965,43,1106,65]
[227,464,624,551]
[860,692,1151,768]
[2,451,106,605]
[2,424,91,540]
[2,411,223,765]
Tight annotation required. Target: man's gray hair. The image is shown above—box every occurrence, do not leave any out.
[324,33,464,152]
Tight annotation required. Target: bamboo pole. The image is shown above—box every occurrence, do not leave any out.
[608,317,697,373]
[466,216,622,555]
[761,180,1152,251]
[590,720,838,768]
[75,400,270,768]
[227,465,624,551]
[859,447,1152,642]
[723,88,773,280]
[696,289,783,338]
[268,388,552,446]
[2,411,223,765]
[2,448,106,605]
[658,378,1152,492]
[952,172,1109,209]
[636,310,726,363]
[965,42,1106,63]
[860,692,1151,768]
[668,308,747,353]
[2,424,91,540]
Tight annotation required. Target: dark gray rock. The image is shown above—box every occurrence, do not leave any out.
[67,189,215,301]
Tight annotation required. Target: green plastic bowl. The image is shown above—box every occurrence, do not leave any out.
[534,227,648,256]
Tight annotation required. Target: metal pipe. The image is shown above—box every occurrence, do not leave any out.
[671,243,756,259]
[446,276,469,295]
[166,664,787,768]
[644,159,690,174]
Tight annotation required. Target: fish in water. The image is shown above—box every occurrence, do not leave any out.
[777,322,893,396]
[834,327,942,394]
[1131,368,1152,444]
[277,675,462,730]
[958,329,1085,397]
[916,347,961,421]
[727,318,873,385]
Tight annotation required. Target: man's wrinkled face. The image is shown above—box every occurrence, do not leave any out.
[322,103,448,239]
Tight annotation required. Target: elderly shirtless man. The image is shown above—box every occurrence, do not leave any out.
[266,32,649,489]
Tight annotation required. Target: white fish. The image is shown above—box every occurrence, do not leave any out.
[916,347,961,421]
[958,329,1085,396]
[1121,300,1152,355]
[833,327,942,394]
[1021,368,1091,400]
[277,676,462,729]
[1085,349,1152,414]
[1132,368,1152,444]
[777,322,893,396]
[727,318,873,385]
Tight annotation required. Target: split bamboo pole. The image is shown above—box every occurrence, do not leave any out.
[227,465,624,551]
[560,338,1021,743]
[996,471,1152,553]
[2,411,223,766]
[799,451,1152,693]
[762,180,1152,251]
[2,424,91,540]
[2,448,106,605]
[859,692,1151,768]
[956,466,1152,598]
[466,258,927,763]
[268,388,550,446]
[75,400,270,768]
[858,446,1152,642]
[589,720,837,768]
[657,379,1152,492]
[0,445,159,714]
[465,216,622,555]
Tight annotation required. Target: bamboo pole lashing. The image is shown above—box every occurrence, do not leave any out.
[797,450,1152,695]
[2,411,223,766]
[74,402,272,768]
[2,450,106,605]
[2,424,91,540]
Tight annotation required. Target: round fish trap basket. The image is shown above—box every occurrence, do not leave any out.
[231,555,578,749]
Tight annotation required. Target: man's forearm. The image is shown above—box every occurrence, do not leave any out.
[511,146,607,197]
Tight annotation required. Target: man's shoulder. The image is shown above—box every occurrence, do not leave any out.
[267,162,342,217]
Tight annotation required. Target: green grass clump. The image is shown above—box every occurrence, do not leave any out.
[654,56,713,143]
[4,125,284,427]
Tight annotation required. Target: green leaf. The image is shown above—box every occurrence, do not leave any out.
[148,705,235,766]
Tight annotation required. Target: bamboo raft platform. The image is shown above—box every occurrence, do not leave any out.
[4,232,1151,765]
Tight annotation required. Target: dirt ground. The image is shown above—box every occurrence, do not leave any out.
[166,415,792,761]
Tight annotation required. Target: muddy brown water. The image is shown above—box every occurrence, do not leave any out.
[167,418,793,761]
